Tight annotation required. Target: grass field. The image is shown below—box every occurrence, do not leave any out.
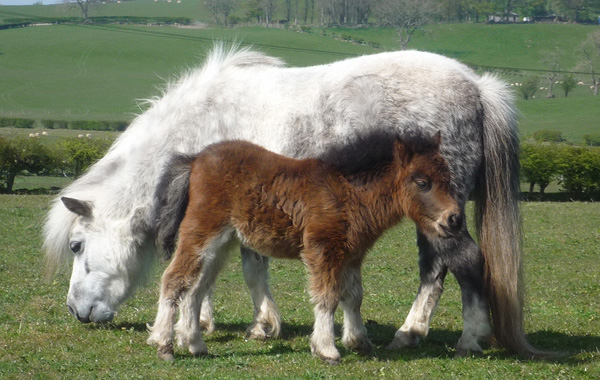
[0,195,598,379]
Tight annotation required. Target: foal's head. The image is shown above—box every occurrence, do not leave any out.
[393,132,462,239]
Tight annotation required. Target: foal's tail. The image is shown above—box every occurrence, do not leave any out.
[153,155,195,260]
[475,75,553,359]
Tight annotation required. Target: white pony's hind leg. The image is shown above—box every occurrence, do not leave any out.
[456,296,491,356]
[241,247,281,340]
[199,285,215,335]
[340,265,372,356]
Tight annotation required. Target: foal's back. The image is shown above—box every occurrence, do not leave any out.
[186,140,349,259]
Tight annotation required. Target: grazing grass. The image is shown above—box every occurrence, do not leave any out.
[0,195,598,378]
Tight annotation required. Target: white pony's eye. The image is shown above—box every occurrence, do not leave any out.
[69,241,83,254]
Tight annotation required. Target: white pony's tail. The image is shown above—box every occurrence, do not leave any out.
[153,155,196,260]
[475,74,557,359]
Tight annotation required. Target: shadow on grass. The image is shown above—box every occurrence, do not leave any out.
[93,320,600,364]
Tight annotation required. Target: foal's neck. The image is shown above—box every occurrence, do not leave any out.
[345,164,405,246]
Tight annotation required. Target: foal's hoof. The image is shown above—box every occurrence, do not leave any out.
[157,346,175,362]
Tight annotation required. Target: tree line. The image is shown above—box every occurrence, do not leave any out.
[1,133,599,199]
[204,0,600,27]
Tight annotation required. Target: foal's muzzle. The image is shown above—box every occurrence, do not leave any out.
[439,211,463,237]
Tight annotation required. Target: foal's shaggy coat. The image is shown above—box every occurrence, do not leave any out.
[148,133,462,363]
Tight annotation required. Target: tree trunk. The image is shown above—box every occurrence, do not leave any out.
[6,171,17,194]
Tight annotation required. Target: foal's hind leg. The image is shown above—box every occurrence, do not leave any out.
[148,244,204,361]
[241,246,281,340]
[388,231,448,350]
[176,230,236,357]
[340,263,373,356]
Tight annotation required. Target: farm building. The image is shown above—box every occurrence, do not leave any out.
[487,12,520,23]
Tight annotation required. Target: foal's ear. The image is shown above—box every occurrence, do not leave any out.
[393,138,414,165]
[431,131,442,149]
[61,197,93,218]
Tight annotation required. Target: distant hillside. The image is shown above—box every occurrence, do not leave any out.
[1,2,598,141]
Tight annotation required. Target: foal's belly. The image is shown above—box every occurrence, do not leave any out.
[235,228,303,260]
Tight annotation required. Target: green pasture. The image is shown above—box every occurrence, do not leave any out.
[1,2,600,141]
[0,195,598,378]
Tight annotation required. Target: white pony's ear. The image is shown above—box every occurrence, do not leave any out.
[61,197,93,218]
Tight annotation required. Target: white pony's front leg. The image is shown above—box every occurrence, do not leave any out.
[387,280,443,350]
[340,265,372,356]
[241,247,281,340]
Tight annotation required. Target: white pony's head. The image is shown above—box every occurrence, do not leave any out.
[44,195,154,323]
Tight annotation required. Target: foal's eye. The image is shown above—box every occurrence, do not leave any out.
[69,241,83,254]
[415,179,431,191]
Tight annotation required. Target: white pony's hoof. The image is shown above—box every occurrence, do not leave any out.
[387,330,420,350]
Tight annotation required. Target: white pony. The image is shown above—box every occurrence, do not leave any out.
[44,45,543,358]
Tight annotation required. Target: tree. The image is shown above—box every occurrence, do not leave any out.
[205,0,238,26]
[541,49,563,98]
[373,0,436,50]
[64,0,99,23]
[560,73,577,97]
[553,0,600,22]
[517,77,539,100]
[577,30,600,96]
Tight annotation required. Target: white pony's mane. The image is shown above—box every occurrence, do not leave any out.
[43,44,285,274]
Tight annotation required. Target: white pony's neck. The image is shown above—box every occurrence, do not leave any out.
[44,46,285,270]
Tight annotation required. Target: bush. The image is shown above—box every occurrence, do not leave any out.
[520,143,600,200]
[532,130,565,143]
[558,146,600,199]
[60,136,114,177]
[584,134,600,147]
[0,136,57,193]
[520,143,561,194]
[0,117,35,129]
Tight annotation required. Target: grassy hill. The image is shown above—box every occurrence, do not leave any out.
[1,1,598,141]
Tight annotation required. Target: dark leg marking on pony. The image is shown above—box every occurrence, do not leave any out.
[388,231,448,350]
[388,229,491,354]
